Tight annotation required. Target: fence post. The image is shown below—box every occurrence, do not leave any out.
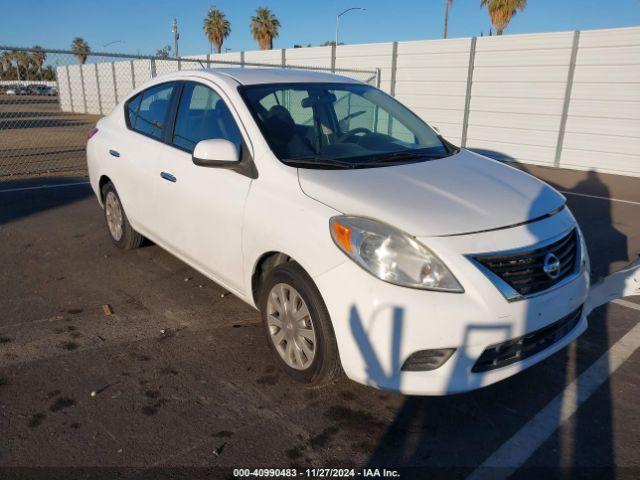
[65,66,74,113]
[331,44,336,73]
[177,57,182,71]
[206,54,211,68]
[94,63,103,115]
[130,60,136,89]
[389,41,398,97]
[554,30,580,168]
[150,58,156,78]
[79,65,88,114]
[281,48,286,67]
[460,36,477,148]
[240,51,245,68]
[111,62,118,104]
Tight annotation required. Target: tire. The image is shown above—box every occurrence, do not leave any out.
[101,182,144,250]
[259,262,342,386]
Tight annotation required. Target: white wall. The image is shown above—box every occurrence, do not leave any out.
[56,26,640,176]
[560,27,640,175]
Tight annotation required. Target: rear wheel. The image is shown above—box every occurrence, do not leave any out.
[259,262,342,386]
[101,182,143,250]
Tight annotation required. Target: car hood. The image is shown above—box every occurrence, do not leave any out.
[298,149,565,237]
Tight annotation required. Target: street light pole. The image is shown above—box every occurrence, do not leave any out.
[103,40,124,49]
[335,7,366,46]
[172,18,180,58]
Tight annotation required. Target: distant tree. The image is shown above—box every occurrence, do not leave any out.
[155,45,172,59]
[1,52,13,80]
[444,0,453,38]
[42,65,55,81]
[31,45,46,79]
[71,37,90,64]
[321,40,343,46]
[14,50,30,80]
[203,7,231,54]
[250,7,280,50]
[0,52,11,79]
[480,0,527,35]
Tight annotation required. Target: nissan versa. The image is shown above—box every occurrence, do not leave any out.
[87,69,590,395]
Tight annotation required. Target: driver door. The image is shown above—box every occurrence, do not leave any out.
[155,81,252,293]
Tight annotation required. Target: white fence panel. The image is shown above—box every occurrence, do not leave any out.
[336,42,393,92]
[82,64,100,115]
[244,49,282,67]
[208,51,242,68]
[67,65,85,113]
[560,27,640,176]
[395,37,471,145]
[114,60,134,100]
[285,46,332,69]
[466,31,575,167]
[97,62,117,113]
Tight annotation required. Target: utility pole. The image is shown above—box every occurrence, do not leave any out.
[172,18,180,58]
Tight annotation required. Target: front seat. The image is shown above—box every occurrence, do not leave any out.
[264,106,314,159]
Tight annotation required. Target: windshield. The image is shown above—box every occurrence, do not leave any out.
[240,82,455,169]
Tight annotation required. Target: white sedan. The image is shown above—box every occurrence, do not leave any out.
[87,68,590,395]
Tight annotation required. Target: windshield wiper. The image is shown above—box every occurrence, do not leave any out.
[367,150,447,163]
[282,156,356,169]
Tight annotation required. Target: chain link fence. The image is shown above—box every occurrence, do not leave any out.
[0,46,380,181]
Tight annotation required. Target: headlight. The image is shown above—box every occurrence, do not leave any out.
[578,226,590,274]
[330,216,463,292]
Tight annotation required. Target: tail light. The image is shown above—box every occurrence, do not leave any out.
[87,127,99,140]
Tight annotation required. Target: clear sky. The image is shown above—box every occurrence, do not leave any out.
[2,0,640,55]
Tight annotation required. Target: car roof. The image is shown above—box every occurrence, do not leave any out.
[175,67,363,86]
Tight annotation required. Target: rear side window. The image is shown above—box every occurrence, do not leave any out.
[126,93,142,127]
[172,83,242,153]
[127,83,175,140]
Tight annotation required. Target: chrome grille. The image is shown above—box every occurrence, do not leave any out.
[475,229,578,297]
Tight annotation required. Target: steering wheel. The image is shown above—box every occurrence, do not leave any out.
[337,127,371,143]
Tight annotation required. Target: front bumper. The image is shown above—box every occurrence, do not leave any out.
[313,208,589,395]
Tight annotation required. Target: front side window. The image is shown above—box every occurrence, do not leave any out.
[172,83,242,153]
[241,83,453,169]
[128,83,175,140]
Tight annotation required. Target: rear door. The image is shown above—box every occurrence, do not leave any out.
[116,82,177,235]
[154,80,252,292]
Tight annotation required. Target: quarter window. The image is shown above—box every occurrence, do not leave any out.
[128,83,175,140]
[172,83,242,153]
[126,93,142,128]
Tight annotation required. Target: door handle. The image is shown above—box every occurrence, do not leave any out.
[160,171,177,183]
[109,149,120,157]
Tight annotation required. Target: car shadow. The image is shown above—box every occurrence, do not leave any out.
[351,147,633,476]
[0,176,92,226]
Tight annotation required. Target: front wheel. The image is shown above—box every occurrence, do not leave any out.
[259,262,342,386]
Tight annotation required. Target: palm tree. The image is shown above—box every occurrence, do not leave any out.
[444,0,453,39]
[0,51,10,79]
[14,51,30,81]
[71,37,90,64]
[250,7,280,50]
[480,0,527,36]
[31,45,46,79]
[203,7,231,54]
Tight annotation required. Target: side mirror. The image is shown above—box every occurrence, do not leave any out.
[192,139,240,167]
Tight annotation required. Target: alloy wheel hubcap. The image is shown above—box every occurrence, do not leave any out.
[105,191,123,241]
[266,283,316,370]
